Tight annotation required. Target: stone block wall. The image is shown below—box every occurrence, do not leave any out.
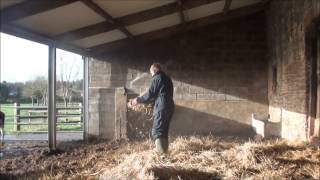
[89,13,269,139]
[267,0,320,141]
[88,88,115,139]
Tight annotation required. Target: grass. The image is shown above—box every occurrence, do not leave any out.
[0,103,82,134]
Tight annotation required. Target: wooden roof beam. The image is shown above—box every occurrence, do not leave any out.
[223,0,233,15]
[54,0,221,41]
[177,0,186,24]
[80,0,133,39]
[0,0,78,23]
[1,23,90,56]
[90,2,266,57]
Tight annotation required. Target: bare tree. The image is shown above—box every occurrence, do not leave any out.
[57,55,80,108]
[22,82,34,105]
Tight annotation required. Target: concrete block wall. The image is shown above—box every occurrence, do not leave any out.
[89,13,269,139]
[88,88,115,139]
[267,0,320,141]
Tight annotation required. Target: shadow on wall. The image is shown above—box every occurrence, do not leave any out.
[127,104,255,140]
[90,13,269,139]
[170,105,255,137]
[94,13,268,107]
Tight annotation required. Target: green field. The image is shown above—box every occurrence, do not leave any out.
[0,103,83,134]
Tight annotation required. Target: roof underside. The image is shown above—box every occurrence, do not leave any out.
[0,0,266,57]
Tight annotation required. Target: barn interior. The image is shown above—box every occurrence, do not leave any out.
[0,0,319,179]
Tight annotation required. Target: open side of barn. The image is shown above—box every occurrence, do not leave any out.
[0,0,319,152]
[1,0,320,179]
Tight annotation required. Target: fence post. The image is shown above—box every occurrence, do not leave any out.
[14,102,20,131]
[28,111,31,129]
[79,103,83,129]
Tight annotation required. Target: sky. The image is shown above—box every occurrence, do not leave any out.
[0,33,83,83]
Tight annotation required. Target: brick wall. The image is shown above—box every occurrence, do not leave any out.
[89,13,268,139]
[267,0,320,141]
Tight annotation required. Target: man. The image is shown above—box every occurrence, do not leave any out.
[131,63,174,153]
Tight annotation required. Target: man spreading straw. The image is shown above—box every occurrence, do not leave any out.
[129,63,174,154]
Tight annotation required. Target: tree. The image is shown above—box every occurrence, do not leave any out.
[0,81,23,103]
[13,84,23,102]
[34,76,47,105]
[57,55,81,107]
[0,81,9,103]
[22,81,35,105]
[23,76,48,105]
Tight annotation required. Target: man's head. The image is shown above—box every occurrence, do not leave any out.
[150,63,161,76]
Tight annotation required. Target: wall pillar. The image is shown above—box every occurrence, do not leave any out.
[88,87,127,140]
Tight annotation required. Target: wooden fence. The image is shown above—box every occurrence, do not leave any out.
[3,103,83,133]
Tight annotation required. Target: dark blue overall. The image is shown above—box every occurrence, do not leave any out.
[137,71,174,140]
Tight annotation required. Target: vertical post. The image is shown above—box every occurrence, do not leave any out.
[48,45,56,151]
[308,37,318,139]
[14,102,20,131]
[79,102,83,129]
[316,36,320,137]
[115,87,127,139]
[28,111,31,129]
[83,56,89,141]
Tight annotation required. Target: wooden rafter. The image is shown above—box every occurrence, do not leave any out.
[80,0,133,38]
[223,0,233,15]
[91,2,266,56]
[177,0,186,24]
[0,0,78,23]
[54,22,118,42]
[54,0,221,41]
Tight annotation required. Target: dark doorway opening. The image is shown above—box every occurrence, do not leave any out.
[307,24,320,139]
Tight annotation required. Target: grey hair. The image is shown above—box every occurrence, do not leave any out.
[151,63,161,71]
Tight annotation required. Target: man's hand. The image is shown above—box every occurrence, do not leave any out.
[127,100,133,108]
[131,98,138,106]
[128,98,138,108]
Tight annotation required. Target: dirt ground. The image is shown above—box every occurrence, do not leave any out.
[0,136,319,180]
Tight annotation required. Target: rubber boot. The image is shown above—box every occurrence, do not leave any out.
[155,138,168,154]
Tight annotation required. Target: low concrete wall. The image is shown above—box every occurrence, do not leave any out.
[88,87,127,140]
[251,114,281,138]
[88,88,115,139]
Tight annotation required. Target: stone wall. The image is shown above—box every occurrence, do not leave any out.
[88,13,269,139]
[267,0,320,141]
